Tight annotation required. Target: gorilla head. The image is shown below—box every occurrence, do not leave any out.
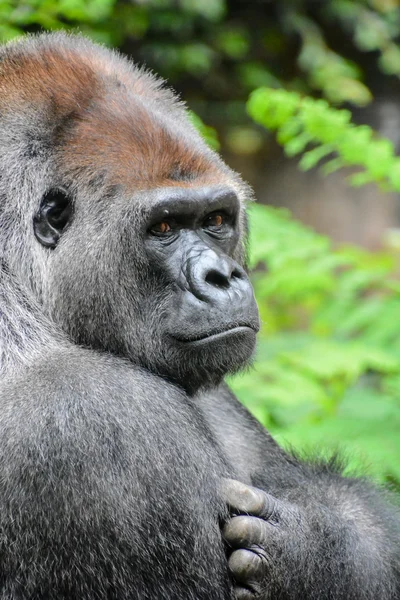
[0,33,259,392]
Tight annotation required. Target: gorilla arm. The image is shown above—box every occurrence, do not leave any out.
[197,385,400,600]
[0,344,233,600]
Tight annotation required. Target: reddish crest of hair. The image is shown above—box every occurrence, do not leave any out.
[0,34,227,191]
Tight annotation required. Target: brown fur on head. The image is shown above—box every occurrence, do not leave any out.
[0,33,242,194]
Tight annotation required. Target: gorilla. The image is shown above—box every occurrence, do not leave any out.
[0,32,397,600]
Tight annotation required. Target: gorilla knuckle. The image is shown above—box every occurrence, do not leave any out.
[229,548,266,582]
[223,515,269,549]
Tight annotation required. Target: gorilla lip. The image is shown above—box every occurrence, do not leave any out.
[173,325,257,346]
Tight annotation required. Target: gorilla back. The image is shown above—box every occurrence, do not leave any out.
[0,33,258,598]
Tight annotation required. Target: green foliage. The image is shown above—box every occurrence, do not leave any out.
[230,204,400,486]
[244,87,400,485]
[248,88,400,192]
[188,111,220,150]
[0,0,116,41]
[288,12,372,105]
[327,0,400,78]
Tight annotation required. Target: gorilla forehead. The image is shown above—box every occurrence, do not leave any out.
[0,33,237,195]
[58,96,225,192]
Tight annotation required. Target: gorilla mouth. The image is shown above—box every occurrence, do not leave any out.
[173,325,257,346]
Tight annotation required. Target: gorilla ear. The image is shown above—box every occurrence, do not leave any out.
[33,188,73,249]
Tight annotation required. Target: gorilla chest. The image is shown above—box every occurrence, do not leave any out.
[0,369,233,599]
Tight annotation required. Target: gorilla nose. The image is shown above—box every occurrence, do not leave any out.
[204,262,244,290]
[187,249,248,302]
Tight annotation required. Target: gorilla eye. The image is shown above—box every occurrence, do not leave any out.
[150,221,172,235]
[203,213,224,230]
[33,188,73,249]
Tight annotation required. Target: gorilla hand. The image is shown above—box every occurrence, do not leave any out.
[221,479,306,600]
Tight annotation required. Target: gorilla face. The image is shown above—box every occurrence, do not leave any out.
[34,183,259,392]
[1,34,259,392]
[143,186,258,347]
[126,184,259,390]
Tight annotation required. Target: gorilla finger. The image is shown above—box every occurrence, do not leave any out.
[223,515,270,548]
[221,478,278,520]
[229,548,267,585]
[234,586,259,600]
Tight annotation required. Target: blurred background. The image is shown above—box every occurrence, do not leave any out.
[2,0,400,489]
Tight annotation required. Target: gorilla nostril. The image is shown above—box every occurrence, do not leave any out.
[205,269,230,289]
[232,267,243,280]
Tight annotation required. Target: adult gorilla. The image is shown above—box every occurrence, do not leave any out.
[0,33,397,600]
